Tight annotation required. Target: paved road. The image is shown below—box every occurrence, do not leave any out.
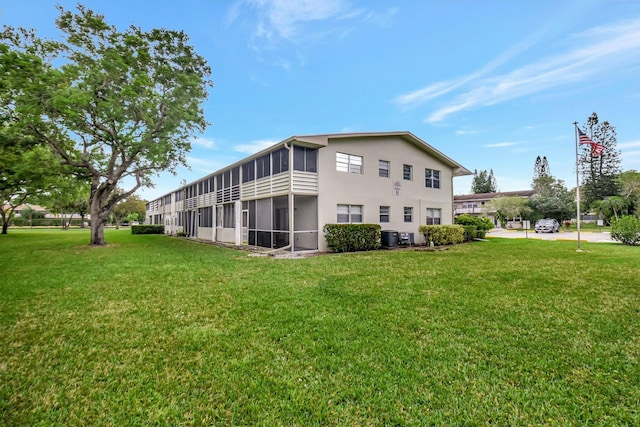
[486,229,614,243]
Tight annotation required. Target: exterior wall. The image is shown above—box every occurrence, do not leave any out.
[316,135,455,251]
[145,132,469,252]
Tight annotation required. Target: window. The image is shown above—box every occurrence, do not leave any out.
[216,204,236,228]
[403,164,412,181]
[242,161,255,183]
[216,206,223,228]
[198,206,213,228]
[425,169,440,188]
[272,148,289,175]
[336,152,363,174]
[293,146,318,172]
[379,206,390,223]
[426,208,441,225]
[378,160,390,178]
[256,154,271,179]
[337,204,363,223]
[231,166,240,186]
[404,207,413,223]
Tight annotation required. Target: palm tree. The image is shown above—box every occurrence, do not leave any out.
[593,196,628,223]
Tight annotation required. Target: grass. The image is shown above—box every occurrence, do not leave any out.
[1,229,639,426]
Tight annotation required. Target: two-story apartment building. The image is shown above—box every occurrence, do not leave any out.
[453,190,535,226]
[145,131,471,252]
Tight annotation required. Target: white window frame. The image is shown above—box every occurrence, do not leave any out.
[379,206,390,223]
[337,204,363,223]
[426,208,441,225]
[378,160,390,178]
[404,207,413,223]
[425,168,441,189]
[336,152,363,174]
[403,164,413,181]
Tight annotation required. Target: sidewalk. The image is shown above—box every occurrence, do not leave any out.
[486,229,614,243]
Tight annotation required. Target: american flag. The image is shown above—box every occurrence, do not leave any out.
[577,127,604,156]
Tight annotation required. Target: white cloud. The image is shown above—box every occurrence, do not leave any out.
[396,17,640,123]
[191,137,216,149]
[395,25,547,111]
[233,0,360,44]
[619,140,640,149]
[455,129,481,136]
[185,156,219,170]
[234,138,279,154]
[484,142,518,148]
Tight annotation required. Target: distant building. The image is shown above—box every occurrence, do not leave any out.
[454,190,535,226]
[145,131,472,252]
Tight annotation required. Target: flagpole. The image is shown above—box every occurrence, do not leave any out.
[574,122,582,252]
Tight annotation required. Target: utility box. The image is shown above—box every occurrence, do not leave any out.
[398,232,415,246]
[381,230,399,248]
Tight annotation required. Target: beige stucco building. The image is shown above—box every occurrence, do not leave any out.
[145,132,471,252]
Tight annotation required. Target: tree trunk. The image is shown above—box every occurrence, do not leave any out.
[89,191,107,245]
[1,209,12,234]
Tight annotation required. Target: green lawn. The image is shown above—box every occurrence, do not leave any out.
[1,229,639,426]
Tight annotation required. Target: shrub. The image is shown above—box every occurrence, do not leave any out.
[462,225,477,242]
[131,225,164,235]
[610,215,640,246]
[323,224,381,253]
[454,214,494,231]
[418,225,465,246]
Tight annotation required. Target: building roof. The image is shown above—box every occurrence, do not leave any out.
[294,131,473,177]
[171,131,473,193]
[454,190,535,201]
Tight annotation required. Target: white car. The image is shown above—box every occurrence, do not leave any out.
[535,219,560,233]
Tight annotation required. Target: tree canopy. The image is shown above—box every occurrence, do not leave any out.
[579,112,621,208]
[1,5,212,244]
[0,46,59,233]
[533,156,550,181]
[471,169,498,194]
[530,175,574,222]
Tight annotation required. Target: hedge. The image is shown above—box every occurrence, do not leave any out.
[323,224,381,253]
[10,218,89,227]
[131,225,164,235]
[418,224,465,246]
[454,214,493,231]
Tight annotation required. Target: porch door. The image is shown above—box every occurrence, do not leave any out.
[242,209,248,244]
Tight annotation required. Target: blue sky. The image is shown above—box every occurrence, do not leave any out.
[3,0,640,200]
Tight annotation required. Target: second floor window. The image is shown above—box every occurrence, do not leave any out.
[378,160,390,178]
[336,152,362,174]
[403,164,412,181]
[425,169,440,189]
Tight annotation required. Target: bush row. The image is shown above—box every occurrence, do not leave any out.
[131,225,165,235]
[418,224,465,246]
[323,224,381,253]
[11,218,89,227]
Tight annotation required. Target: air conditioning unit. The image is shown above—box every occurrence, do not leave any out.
[398,232,414,246]
[381,230,399,248]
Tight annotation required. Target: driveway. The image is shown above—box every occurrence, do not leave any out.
[486,229,615,243]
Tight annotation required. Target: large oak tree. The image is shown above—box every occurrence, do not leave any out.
[2,5,212,244]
